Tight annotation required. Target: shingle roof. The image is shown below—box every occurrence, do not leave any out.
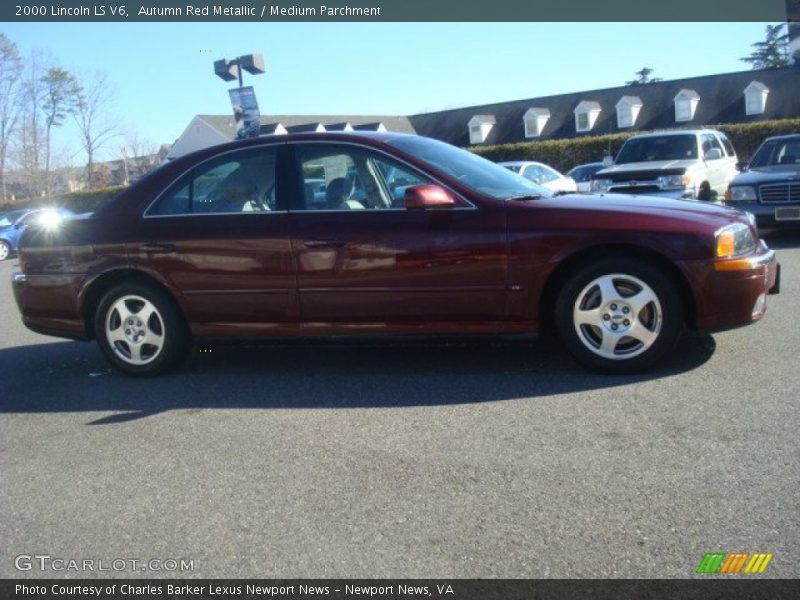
[197,114,416,139]
[407,67,800,146]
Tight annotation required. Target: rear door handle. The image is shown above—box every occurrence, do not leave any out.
[140,243,176,254]
[304,240,346,248]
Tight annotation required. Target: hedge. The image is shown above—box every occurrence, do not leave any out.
[55,186,127,213]
[470,118,800,174]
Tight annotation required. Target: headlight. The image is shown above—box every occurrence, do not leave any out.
[726,185,757,202]
[657,173,692,189]
[715,223,756,258]
[591,178,612,192]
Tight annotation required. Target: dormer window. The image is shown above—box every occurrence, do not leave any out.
[674,89,699,122]
[468,115,496,144]
[743,81,769,116]
[523,107,550,138]
[615,96,643,129]
[263,123,287,135]
[574,101,601,133]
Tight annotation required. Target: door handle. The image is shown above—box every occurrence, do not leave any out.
[304,240,346,248]
[140,243,176,254]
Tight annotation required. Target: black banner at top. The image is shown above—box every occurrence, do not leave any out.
[1,0,795,22]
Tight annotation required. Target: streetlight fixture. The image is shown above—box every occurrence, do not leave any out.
[213,53,266,88]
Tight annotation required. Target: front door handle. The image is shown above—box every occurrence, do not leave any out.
[140,243,176,254]
[304,240,346,248]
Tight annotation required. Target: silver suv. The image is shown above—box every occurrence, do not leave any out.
[590,129,739,201]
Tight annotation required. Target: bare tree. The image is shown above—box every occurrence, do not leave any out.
[41,67,80,196]
[13,50,50,199]
[73,71,118,187]
[0,33,22,202]
[120,132,158,183]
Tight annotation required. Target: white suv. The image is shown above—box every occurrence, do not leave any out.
[590,129,738,201]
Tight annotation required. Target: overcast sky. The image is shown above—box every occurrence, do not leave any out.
[2,21,777,162]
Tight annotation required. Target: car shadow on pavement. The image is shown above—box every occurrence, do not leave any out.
[0,332,717,425]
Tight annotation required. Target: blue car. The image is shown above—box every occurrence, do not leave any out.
[0,207,74,261]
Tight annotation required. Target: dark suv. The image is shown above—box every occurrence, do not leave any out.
[725,134,800,228]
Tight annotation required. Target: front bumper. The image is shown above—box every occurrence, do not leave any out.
[682,242,779,332]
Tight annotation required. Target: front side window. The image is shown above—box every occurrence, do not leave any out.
[702,134,723,159]
[149,147,278,216]
[296,145,433,211]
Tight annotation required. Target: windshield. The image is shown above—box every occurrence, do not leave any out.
[0,210,28,228]
[615,135,698,164]
[388,136,553,200]
[749,138,800,168]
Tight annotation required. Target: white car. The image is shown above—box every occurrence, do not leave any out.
[590,129,739,201]
[499,161,578,193]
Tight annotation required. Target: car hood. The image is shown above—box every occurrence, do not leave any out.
[596,159,697,176]
[732,166,800,185]
[520,192,750,232]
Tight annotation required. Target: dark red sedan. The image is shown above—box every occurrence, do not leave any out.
[12,132,779,376]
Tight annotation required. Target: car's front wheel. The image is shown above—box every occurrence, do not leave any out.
[0,240,11,261]
[554,258,683,373]
[94,282,189,377]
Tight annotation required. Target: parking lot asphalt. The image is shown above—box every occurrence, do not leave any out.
[1,230,798,579]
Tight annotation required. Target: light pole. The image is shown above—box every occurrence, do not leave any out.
[213,53,266,140]
[213,54,265,88]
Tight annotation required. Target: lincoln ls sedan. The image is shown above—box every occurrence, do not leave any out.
[13,132,779,376]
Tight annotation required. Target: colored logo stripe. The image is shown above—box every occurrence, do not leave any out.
[744,553,773,574]
[696,552,773,574]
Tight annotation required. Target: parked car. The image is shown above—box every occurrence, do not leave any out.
[724,134,800,228]
[499,161,577,193]
[567,162,606,193]
[590,129,739,200]
[0,207,73,261]
[13,132,778,377]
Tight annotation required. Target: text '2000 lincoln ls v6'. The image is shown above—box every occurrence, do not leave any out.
[12,132,779,376]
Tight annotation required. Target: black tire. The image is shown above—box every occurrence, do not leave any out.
[0,240,11,261]
[94,281,189,377]
[554,258,684,374]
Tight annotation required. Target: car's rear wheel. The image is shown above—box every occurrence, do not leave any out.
[554,258,683,373]
[0,240,11,261]
[94,282,189,377]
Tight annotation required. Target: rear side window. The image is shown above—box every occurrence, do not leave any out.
[149,147,278,216]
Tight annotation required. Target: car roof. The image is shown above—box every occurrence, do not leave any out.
[763,133,800,142]
[625,129,721,139]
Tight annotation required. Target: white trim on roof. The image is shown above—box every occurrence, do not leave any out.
[674,89,700,122]
[615,96,643,129]
[574,101,601,133]
[523,107,550,138]
[743,81,769,116]
[468,115,496,144]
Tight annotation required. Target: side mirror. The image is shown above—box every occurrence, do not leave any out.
[602,155,614,167]
[404,184,456,210]
[704,148,723,161]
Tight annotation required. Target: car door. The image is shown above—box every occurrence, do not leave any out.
[132,143,300,335]
[287,142,509,333]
